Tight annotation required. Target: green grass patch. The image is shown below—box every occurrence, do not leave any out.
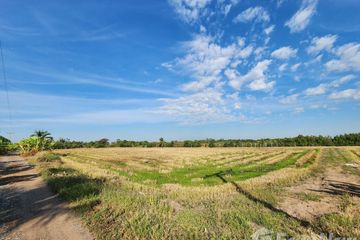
[42,166,103,202]
[128,151,308,186]
[37,152,61,162]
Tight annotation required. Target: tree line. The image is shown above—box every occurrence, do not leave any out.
[1,132,359,156]
[52,133,360,149]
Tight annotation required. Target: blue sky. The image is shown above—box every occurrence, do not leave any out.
[0,0,359,141]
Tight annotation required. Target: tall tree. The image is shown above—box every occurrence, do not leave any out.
[31,130,53,140]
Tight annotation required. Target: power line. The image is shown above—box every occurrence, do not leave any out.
[0,40,13,141]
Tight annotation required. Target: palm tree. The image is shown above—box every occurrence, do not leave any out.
[31,130,53,140]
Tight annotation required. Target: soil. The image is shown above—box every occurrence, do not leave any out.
[0,155,93,240]
[279,166,360,222]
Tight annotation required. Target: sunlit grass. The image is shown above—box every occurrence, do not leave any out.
[30,147,360,239]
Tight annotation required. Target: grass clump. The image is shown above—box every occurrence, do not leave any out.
[42,166,104,204]
[296,192,321,202]
[318,198,360,239]
[37,152,62,162]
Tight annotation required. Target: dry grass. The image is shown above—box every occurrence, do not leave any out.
[32,147,360,239]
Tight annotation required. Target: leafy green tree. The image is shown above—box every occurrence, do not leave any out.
[208,139,216,148]
[159,137,165,147]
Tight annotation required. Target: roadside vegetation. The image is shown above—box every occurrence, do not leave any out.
[0,135,11,155]
[28,146,360,239]
[15,130,53,156]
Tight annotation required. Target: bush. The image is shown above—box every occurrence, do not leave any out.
[18,136,53,156]
[0,135,11,155]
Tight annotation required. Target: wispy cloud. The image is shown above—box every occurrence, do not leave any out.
[10,65,176,97]
[307,34,337,55]
[168,0,212,24]
[330,75,356,87]
[285,0,318,33]
[325,43,360,72]
[271,46,297,60]
[329,89,360,100]
[175,34,237,92]
[304,83,327,96]
[279,93,299,104]
[159,88,239,124]
[234,6,270,23]
[228,60,275,91]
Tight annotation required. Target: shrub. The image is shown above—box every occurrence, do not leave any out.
[0,135,11,155]
[18,136,54,156]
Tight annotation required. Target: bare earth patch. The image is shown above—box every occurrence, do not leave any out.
[279,166,360,222]
[0,155,93,240]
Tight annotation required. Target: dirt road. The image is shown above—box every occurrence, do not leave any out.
[0,155,93,240]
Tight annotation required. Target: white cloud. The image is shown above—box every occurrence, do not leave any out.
[277,0,286,8]
[329,89,360,100]
[325,43,360,72]
[330,75,356,87]
[271,46,297,59]
[254,47,266,58]
[264,25,275,35]
[234,6,270,23]
[285,0,318,33]
[304,83,327,96]
[177,34,236,91]
[226,92,242,109]
[294,107,304,113]
[227,60,274,91]
[230,0,240,4]
[168,0,212,23]
[236,37,245,48]
[291,63,301,72]
[301,75,355,98]
[248,78,275,91]
[307,34,337,55]
[160,88,236,123]
[223,4,232,16]
[161,62,173,70]
[304,54,322,66]
[279,63,287,72]
[279,93,299,104]
[236,45,254,58]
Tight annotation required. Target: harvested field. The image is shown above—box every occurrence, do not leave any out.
[26,147,360,239]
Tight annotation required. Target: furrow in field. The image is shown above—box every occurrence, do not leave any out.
[294,149,318,167]
[220,150,289,168]
[257,151,300,165]
[223,151,308,182]
[64,155,130,176]
[215,150,283,167]
[213,152,265,166]
[61,156,120,179]
[349,149,360,163]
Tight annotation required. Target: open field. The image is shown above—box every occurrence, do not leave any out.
[30,147,360,239]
